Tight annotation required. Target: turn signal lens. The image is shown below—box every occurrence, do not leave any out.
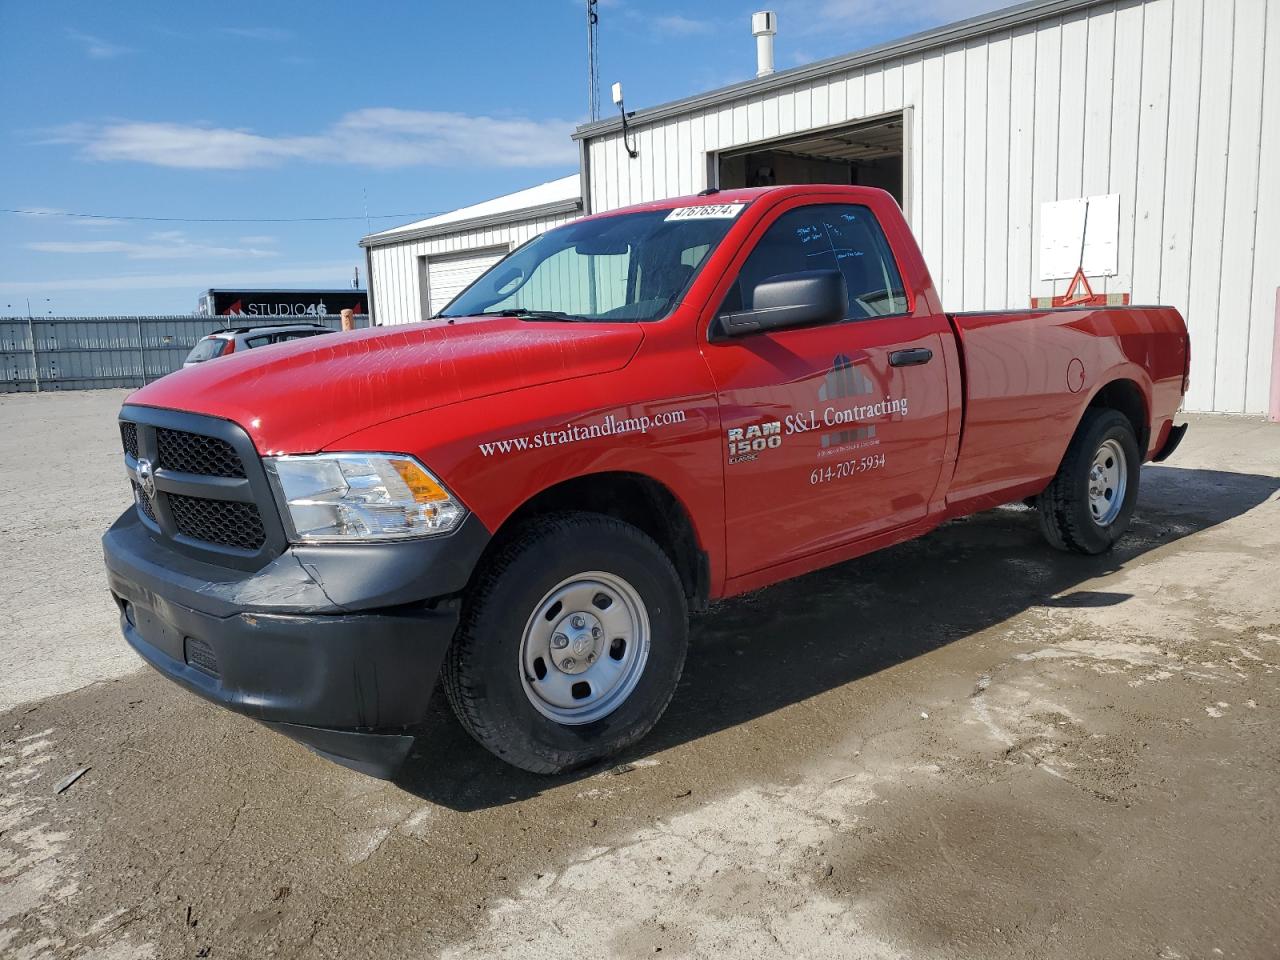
[390,458,451,503]
[265,453,465,542]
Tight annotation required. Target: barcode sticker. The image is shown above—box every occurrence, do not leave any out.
[665,203,746,222]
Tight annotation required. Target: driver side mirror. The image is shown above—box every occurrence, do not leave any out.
[718,269,849,337]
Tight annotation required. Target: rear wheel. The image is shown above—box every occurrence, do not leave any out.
[1037,408,1141,554]
[443,512,688,774]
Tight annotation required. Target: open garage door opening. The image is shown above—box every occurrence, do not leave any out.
[422,247,508,318]
[716,113,905,205]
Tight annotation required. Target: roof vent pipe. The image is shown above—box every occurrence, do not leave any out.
[752,11,777,78]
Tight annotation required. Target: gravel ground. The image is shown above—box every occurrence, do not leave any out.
[1,390,135,712]
[1,390,1278,960]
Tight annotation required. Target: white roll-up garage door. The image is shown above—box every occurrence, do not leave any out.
[427,249,506,316]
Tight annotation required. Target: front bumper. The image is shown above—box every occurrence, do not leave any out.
[104,507,488,778]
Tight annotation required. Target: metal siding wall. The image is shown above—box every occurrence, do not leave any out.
[963,41,990,311]
[0,322,35,388]
[921,51,947,295]
[1132,0,1173,304]
[1159,0,1202,354]
[1007,25,1038,306]
[366,210,580,325]
[1186,0,1235,411]
[1217,0,1268,412]
[1108,2,1144,297]
[581,0,1278,413]
[0,315,369,392]
[900,57,925,234]
[1247,0,1280,415]
[985,31,1013,310]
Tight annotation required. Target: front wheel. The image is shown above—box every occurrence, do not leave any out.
[442,512,688,774]
[1037,408,1142,554]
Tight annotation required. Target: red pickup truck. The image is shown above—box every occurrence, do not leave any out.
[103,185,1189,778]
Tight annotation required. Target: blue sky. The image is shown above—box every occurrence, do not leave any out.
[1,0,1002,315]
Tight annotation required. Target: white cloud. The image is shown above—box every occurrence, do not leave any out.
[0,261,356,294]
[238,234,277,245]
[217,26,293,41]
[66,29,133,59]
[616,8,717,38]
[43,108,578,170]
[25,237,279,261]
[652,14,715,36]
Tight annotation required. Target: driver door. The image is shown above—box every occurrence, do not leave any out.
[701,200,953,580]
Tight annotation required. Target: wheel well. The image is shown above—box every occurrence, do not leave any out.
[1089,379,1148,452]
[490,472,710,612]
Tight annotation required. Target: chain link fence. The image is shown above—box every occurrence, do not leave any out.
[0,315,371,392]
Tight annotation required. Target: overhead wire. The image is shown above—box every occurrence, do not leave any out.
[1,208,442,224]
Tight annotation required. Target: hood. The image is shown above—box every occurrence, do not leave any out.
[129,316,644,453]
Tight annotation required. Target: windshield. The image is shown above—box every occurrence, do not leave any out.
[438,206,744,322]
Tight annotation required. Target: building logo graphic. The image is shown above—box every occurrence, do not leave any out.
[818,354,877,448]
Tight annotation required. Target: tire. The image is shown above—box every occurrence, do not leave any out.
[443,511,689,774]
[1036,408,1141,554]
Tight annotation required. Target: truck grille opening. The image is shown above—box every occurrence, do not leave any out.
[156,428,246,478]
[120,421,139,460]
[119,414,277,562]
[130,480,158,524]
[169,494,266,551]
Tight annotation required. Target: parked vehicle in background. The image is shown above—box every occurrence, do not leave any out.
[104,185,1189,780]
[183,323,334,367]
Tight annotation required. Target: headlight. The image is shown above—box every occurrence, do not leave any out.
[264,453,466,542]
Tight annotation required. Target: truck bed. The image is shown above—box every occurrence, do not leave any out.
[944,304,1189,515]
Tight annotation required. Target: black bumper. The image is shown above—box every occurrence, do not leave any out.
[104,507,488,778]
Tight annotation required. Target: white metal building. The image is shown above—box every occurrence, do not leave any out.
[361,175,581,325]
[367,0,1278,414]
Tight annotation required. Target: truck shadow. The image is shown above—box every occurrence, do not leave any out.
[393,465,1280,811]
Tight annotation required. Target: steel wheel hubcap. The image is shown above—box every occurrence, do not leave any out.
[1088,438,1127,527]
[519,571,650,725]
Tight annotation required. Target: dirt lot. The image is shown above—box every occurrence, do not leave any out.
[2,390,1278,960]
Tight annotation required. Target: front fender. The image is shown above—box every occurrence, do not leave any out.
[326,349,729,595]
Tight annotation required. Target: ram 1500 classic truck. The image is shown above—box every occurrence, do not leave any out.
[103,185,1189,778]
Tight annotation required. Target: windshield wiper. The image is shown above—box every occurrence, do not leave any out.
[478,307,585,322]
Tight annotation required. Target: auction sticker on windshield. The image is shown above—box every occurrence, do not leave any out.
[665,204,746,221]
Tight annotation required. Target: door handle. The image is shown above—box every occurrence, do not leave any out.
[889,347,933,367]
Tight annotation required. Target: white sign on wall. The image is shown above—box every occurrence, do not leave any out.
[1039,194,1120,281]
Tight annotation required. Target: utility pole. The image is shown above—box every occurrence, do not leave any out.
[587,0,600,123]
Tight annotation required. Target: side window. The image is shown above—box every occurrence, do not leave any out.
[720,204,907,322]
[244,334,272,348]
